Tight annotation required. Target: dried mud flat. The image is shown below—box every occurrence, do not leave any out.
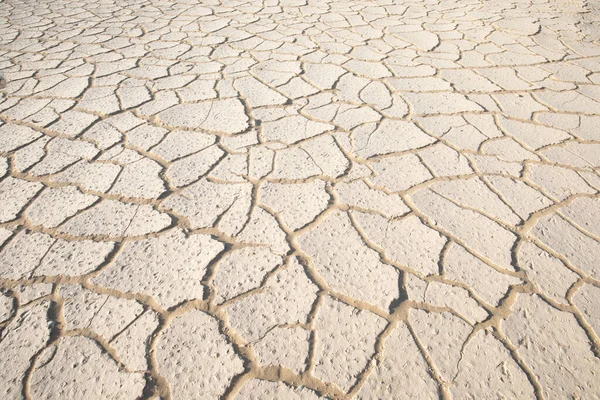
[1,0,600,398]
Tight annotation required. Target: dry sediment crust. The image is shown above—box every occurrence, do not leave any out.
[1,0,600,398]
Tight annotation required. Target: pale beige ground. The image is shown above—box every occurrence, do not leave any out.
[1,0,600,398]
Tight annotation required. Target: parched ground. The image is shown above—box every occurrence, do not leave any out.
[1,0,600,398]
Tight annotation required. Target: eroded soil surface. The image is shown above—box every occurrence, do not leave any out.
[1,0,600,398]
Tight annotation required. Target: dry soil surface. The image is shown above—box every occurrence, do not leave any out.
[1,0,600,398]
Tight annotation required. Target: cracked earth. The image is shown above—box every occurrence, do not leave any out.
[1,0,600,398]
